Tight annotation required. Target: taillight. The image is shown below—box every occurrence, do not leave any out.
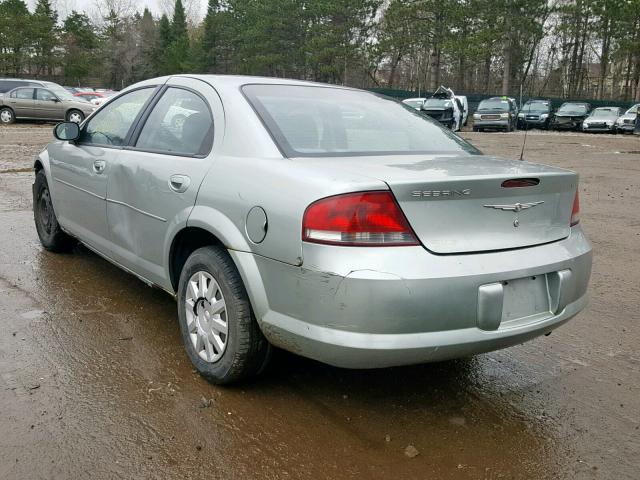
[570,191,580,226]
[302,191,419,246]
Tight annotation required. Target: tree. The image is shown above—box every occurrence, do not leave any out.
[31,0,59,76]
[62,11,99,85]
[0,0,32,76]
[132,8,159,80]
[199,0,222,72]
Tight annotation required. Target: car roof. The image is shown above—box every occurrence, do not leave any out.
[0,78,47,85]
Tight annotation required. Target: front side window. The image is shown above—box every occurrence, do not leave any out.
[135,88,213,156]
[37,89,57,101]
[243,84,479,157]
[11,88,34,99]
[80,88,154,146]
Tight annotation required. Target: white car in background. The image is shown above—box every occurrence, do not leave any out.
[456,95,469,126]
[615,104,639,134]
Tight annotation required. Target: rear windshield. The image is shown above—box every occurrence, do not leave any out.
[242,84,479,157]
[477,99,510,112]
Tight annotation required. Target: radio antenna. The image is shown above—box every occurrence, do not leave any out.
[519,116,529,161]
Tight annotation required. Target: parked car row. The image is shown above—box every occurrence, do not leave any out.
[402,89,638,135]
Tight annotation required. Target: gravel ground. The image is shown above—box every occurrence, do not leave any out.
[0,124,639,479]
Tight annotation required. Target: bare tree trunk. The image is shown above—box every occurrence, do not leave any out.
[428,47,440,92]
[598,20,610,100]
[483,53,491,94]
[502,45,511,95]
[387,51,402,88]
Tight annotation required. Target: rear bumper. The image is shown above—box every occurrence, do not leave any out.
[238,227,592,369]
[260,294,587,368]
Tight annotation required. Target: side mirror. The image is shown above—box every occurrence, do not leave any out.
[52,98,60,102]
[54,122,80,142]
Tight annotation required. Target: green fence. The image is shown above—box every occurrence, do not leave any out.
[369,88,638,113]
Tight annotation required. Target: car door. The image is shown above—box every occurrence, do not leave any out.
[6,88,36,118]
[48,86,158,254]
[106,77,220,288]
[35,88,63,119]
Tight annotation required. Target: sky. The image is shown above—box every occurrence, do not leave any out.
[27,0,207,23]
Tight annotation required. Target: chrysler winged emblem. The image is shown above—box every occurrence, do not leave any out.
[483,201,544,212]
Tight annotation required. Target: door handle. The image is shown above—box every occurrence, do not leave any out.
[169,174,191,193]
[93,160,106,174]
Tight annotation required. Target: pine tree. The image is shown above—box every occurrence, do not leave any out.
[0,0,32,76]
[32,0,59,76]
[61,11,99,85]
[200,0,221,72]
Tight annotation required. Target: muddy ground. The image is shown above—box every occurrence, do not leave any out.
[0,124,639,479]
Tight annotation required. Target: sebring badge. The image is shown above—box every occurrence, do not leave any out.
[483,201,544,212]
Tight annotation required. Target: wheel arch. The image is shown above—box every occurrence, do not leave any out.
[167,211,270,321]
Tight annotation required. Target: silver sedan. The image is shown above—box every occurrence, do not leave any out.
[33,75,592,383]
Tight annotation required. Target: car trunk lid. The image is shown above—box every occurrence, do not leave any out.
[299,154,578,254]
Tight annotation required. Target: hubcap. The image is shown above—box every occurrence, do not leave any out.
[0,110,12,123]
[185,271,228,363]
[38,188,53,234]
[69,112,82,123]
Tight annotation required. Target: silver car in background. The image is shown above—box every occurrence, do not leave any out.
[33,75,592,383]
[582,107,621,133]
[0,81,96,124]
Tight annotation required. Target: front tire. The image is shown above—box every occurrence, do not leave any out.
[33,170,76,252]
[0,107,15,124]
[177,246,270,384]
[66,109,84,123]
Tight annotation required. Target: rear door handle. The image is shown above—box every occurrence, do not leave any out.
[93,160,106,174]
[169,174,190,193]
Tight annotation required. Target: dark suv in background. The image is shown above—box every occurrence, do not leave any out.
[517,99,553,129]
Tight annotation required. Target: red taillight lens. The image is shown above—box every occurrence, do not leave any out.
[570,191,580,226]
[302,191,419,246]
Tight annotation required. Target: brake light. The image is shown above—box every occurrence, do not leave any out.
[570,191,580,226]
[501,178,540,188]
[302,191,419,246]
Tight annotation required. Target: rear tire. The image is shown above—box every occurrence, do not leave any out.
[177,246,270,384]
[0,107,15,124]
[33,170,76,252]
[66,109,84,123]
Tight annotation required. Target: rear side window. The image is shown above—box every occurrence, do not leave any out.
[10,88,34,99]
[36,89,57,101]
[80,88,154,146]
[135,87,213,156]
[243,84,479,157]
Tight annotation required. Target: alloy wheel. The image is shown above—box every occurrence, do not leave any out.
[0,109,13,123]
[68,112,83,123]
